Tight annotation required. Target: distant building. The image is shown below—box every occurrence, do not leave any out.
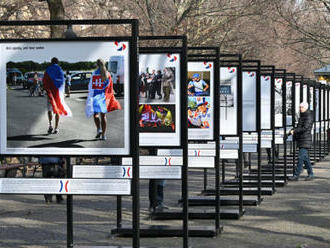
[314,65,330,84]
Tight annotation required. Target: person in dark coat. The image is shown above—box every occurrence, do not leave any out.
[39,157,65,203]
[289,102,314,181]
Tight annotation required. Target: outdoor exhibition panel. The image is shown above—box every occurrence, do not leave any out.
[274,69,288,180]
[186,48,223,225]
[315,82,322,160]
[327,85,330,152]
[138,50,181,147]
[112,36,214,248]
[0,19,140,248]
[243,63,278,194]
[182,48,246,221]
[260,66,277,190]
[241,60,263,202]
[310,80,320,162]
[151,48,234,229]
[321,83,327,156]
[286,73,297,173]
[0,32,135,157]
[285,73,294,165]
[219,54,246,215]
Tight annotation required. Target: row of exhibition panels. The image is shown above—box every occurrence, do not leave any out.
[0,19,329,248]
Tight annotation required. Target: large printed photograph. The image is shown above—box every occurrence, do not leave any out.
[295,82,301,122]
[242,71,257,132]
[286,81,293,126]
[138,53,181,146]
[261,75,271,129]
[138,104,175,132]
[275,78,283,127]
[220,67,237,135]
[138,67,176,104]
[188,97,211,129]
[187,62,214,140]
[187,71,210,97]
[1,41,130,155]
[310,87,314,111]
[315,88,319,122]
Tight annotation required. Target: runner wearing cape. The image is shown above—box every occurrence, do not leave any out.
[85,68,121,118]
[43,63,72,116]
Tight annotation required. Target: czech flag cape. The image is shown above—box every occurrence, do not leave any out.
[43,64,72,116]
[85,69,121,118]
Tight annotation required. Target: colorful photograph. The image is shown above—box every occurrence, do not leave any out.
[138,67,175,103]
[188,97,211,129]
[187,71,210,96]
[139,53,181,146]
[138,104,175,132]
[220,67,237,135]
[1,41,130,155]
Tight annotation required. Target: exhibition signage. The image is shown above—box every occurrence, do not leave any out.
[1,40,132,155]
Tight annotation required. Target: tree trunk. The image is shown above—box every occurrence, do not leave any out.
[46,0,65,38]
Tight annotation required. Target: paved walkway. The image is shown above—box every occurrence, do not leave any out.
[0,157,329,248]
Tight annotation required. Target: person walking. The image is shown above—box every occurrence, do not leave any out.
[289,102,314,181]
[30,72,39,96]
[162,68,174,102]
[39,156,65,204]
[147,148,168,212]
[155,70,163,99]
[43,57,72,134]
[65,71,71,97]
[85,59,121,140]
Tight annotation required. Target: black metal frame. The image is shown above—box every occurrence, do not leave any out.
[187,47,221,232]
[327,84,330,153]
[0,19,140,248]
[261,66,276,189]
[241,60,262,201]
[317,82,322,161]
[274,69,287,181]
[322,84,327,156]
[219,54,244,215]
[114,35,190,247]
[310,81,317,163]
[286,73,296,176]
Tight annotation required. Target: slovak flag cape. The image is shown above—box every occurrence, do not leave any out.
[85,69,121,118]
[43,64,72,116]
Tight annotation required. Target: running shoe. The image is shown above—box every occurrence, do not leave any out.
[53,128,59,134]
[100,134,107,140]
[95,129,102,139]
[47,126,53,134]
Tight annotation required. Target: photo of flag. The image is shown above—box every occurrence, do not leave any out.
[85,69,121,118]
[43,64,72,116]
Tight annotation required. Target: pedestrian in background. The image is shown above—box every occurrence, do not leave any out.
[65,71,71,97]
[289,102,314,181]
[162,68,174,102]
[39,157,65,204]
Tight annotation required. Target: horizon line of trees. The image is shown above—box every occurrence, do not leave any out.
[7,60,101,74]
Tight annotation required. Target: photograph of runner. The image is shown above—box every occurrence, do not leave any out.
[1,41,130,155]
[85,58,122,141]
